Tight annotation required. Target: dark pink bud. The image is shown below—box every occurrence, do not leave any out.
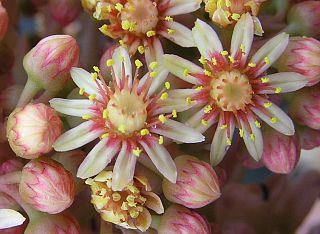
[48,0,81,27]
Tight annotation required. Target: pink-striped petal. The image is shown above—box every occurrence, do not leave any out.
[49,98,95,117]
[159,21,195,47]
[185,106,218,133]
[112,47,132,87]
[165,0,201,16]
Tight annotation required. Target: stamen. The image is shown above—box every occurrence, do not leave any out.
[264,102,272,108]
[160,92,168,100]
[158,114,167,123]
[165,82,171,90]
[158,136,164,144]
[195,86,203,91]
[106,59,114,67]
[138,46,145,54]
[261,77,269,83]
[118,124,126,133]
[82,114,92,120]
[264,57,270,64]
[227,137,232,145]
[79,88,85,95]
[239,128,244,137]
[165,16,173,21]
[172,109,177,118]
[270,117,278,123]
[201,119,208,126]
[149,62,158,70]
[146,30,156,37]
[220,51,228,56]
[204,105,212,113]
[231,13,240,20]
[255,121,261,128]
[89,94,96,101]
[220,124,228,129]
[250,133,255,141]
[103,109,109,119]
[186,97,192,105]
[167,29,176,34]
[275,87,282,93]
[183,68,189,76]
[140,129,150,136]
[199,56,206,65]
[150,71,158,78]
[100,133,109,139]
[115,3,123,12]
[135,59,143,68]
[248,63,256,68]
[133,147,142,157]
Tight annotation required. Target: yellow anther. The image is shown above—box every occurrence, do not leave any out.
[133,147,142,157]
[99,24,109,35]
[91,72,98,81]
[167,29,176,34]
[231,13,241,20]
[261,77,269,83]
[118,124,126,133]
[204,69,212,76]
[183,68,189,76]
[149,61,158,70]
[201,119,208,126]
[106,5,112,12]
[119,55,124,62]
[82,114,92,120]
[227,138,232,145]
[212,57,217,65]
[228,56,235,63]
[165,16,173,21]
[271,117,278,123]
[135,59,143,68]
[264,57,270,64]
[199,56,206,65]
[220,124,228,129]
[165,82,171,90]
[204,105,212,114]
[93,66,100,73]
[195,86,203,91]
[115,3,123,12]
[121,20,130,30]
[146,30,156,37]
[119,39,125,46]
[221,50,228,56]
[89,94,96,101]
[240,44,245,53]
[225,0,231,7]
[129,210,139,218]
[79,88,85,95]
[100,133,109,139]
[138,46,145,54]
[275,87,282,93]
[106,59,114,67]
[112,193,121,202]
[140,129,150,136]
[239,128,244,138]
[264,102,272,108]
[248,63,256,68]
[186,97,192,105]
[255,121,261,128]
[158,114,167,123]
[121,202,129,211]
[160,92,168,100]
[150,71,158,78]
[103,109,109,119]
[250,133,255,141]
[172,109,177,118]
[158,136,164,145]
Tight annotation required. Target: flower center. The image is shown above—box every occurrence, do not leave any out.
[210,70,253,112]
[106,89,147,134]
[121,0,159,36]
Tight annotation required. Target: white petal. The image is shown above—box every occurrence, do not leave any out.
[250,32,289,76]
[139,139,177,183]
[192,19,223,59]
[185,106,218,133]
[159,21,195,47]
[258,72,307,94]
[77,138,121,179]
[71,67,103,101]
[230,13,254,62]
[210,118,235,166]
[150,119,205,143]
[144,38,163,65]
[49,98,95,117]
[165,0,201,16]
[0,209,26,229]
[53,121,103,151]
[251,103,295,135]
[112,47,132,87]
[112,142,137,191]
[239,117,263,161]
[163,54,203,85]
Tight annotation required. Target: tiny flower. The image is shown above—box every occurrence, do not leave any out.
[6,103,62,159]
[86,170,163,232]
[297,126,320,150]
[275,37,320,86]
[48,0,82,27]
[0,209,26,229]
[262,128,300,174]
[157,205,211,234]
[163,14,307,165]
[19,157,75,214]
[162,155,221,208]
[289,86,320,130]
[0,2,8,41]
[203,0,265,35]
[50,47,204,190]
[285,1,320,38]
[18,35,80,106]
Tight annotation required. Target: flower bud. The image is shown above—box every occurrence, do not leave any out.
[6,103,62,159]
[289,86,320,130]
[286,1,320,38]
[275,37,320,86]
[18,35,79,106]
[48,0,81,27]
[157,205,211,234]
[262,128,300,174]
[297,126,320,150]
[24,213,80,234]
[19,157,75,214]
[0,160,23,175]
[0,2,8,41]
[162,155,221,208]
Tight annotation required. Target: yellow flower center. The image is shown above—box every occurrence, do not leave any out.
[106,88,147,134]
[120,0,159,36]
[210,70,253,111]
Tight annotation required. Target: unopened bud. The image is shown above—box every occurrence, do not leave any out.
[297,126,320,150]
[48,0,81,27]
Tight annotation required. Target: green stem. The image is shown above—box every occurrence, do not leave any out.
[17,78,41,107]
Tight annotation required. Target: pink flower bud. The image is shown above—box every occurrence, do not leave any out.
[48,0,81,27]
[297,126,320,150]
[0,2,8,41]
[24,213,79,234]
[289,86,320,130]
[6,103,62,159]
[18,35,79,106]
[0,160,23,175]
[162,155,221,208]
[262,128,300,174]
[19,157,75,214]
[157,205,211,234]
[286,1,320,38]
[275,37,320,86]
